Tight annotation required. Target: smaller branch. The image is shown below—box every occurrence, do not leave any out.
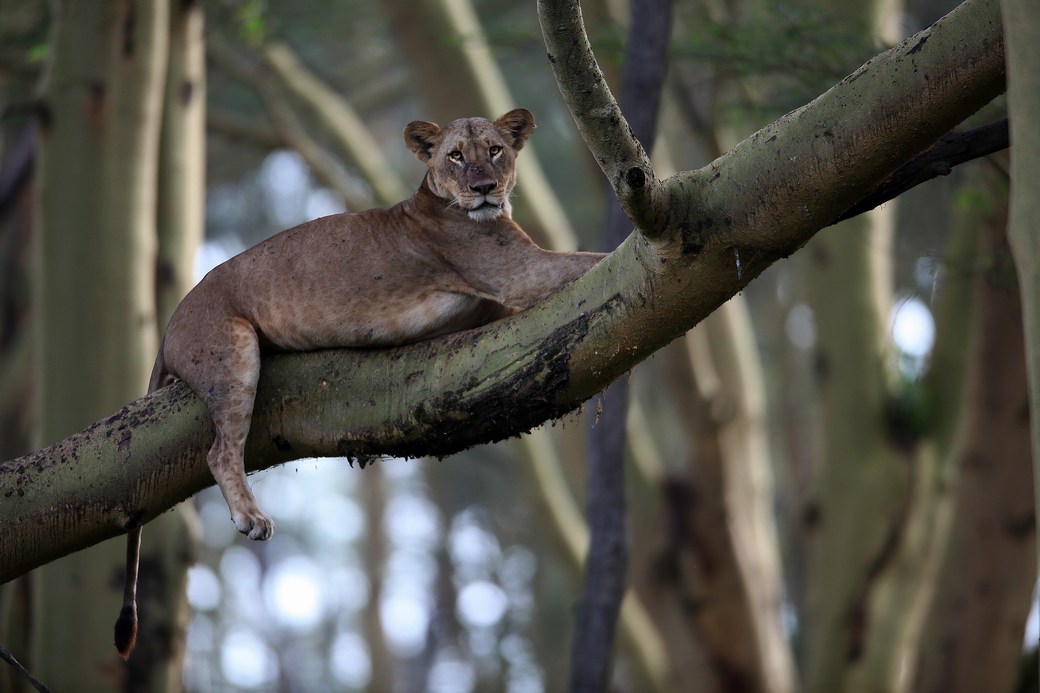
[0,52,40,78]
[834,119,1009,223]
[537,0,666,233]
[208,36,371,210]
[0,646,51,693]
[262,40,410,206]
[206,108,282,149]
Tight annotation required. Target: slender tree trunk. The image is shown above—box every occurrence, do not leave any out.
[1000,0,1040,684]
[123,3,207,690]
[156,0,204,328]
[797,0,949,688]
[570,2,670,690]
[572,380,629,692]
[32,1,167,689]
[800,202,910,693]
[362,464,394,693]
[0,125,35,465]
[914,166,1035,693]
[641,318,795,693]
[693,302,797,693]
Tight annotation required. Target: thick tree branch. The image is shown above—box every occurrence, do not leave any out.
[0,0,1006,583]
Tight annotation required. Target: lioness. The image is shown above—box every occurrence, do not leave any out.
[115,108,606,657]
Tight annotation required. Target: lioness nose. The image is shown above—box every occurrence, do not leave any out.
[471,181,496,195]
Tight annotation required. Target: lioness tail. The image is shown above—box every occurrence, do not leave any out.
[115,340,169,658]
[114,525,142,659]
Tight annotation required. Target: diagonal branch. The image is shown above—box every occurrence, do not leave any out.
[208,35,371,209]
[262,40,411,206]
[0,646,51,693]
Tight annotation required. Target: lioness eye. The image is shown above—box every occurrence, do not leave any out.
[489,145,502,157]
[448,150,463,163]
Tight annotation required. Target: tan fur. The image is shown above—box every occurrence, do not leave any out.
[115,109,606,656]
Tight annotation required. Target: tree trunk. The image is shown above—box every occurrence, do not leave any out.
[914,165,1035,693]
[800,204,909,692]
[0,124,35,465]
[123,3,207,690]
[31,0,167,689]
[694,302,796,693]
[639,312,796,693]
[570,1,670,689]
[793,0,972,689]
[362,464,394,693]
[157,0,205,328]
[1000,0,1040,685]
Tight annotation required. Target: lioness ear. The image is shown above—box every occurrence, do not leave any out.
[495,108,535,152]
[404,121,441,162]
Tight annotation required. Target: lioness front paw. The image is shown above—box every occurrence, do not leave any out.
[232,509,276,541]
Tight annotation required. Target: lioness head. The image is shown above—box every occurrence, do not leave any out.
[404,108,535,222]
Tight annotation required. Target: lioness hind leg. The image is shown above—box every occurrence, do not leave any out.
[191,318,275,541]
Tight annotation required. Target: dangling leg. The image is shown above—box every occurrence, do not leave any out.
[184,317,274,540]
[208,318,272,539]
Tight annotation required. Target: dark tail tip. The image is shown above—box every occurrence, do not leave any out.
[114,605,138,660]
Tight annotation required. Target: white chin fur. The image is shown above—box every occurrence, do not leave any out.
[467,204,505,222]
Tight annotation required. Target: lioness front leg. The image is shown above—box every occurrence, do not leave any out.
[500,249,607,310]
[187,318,274,540]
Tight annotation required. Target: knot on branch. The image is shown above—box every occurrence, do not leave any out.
[625,166,646,189]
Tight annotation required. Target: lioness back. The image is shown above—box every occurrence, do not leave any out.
[167,202,498,356]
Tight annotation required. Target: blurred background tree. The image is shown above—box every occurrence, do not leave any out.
[0,1,1030,692]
